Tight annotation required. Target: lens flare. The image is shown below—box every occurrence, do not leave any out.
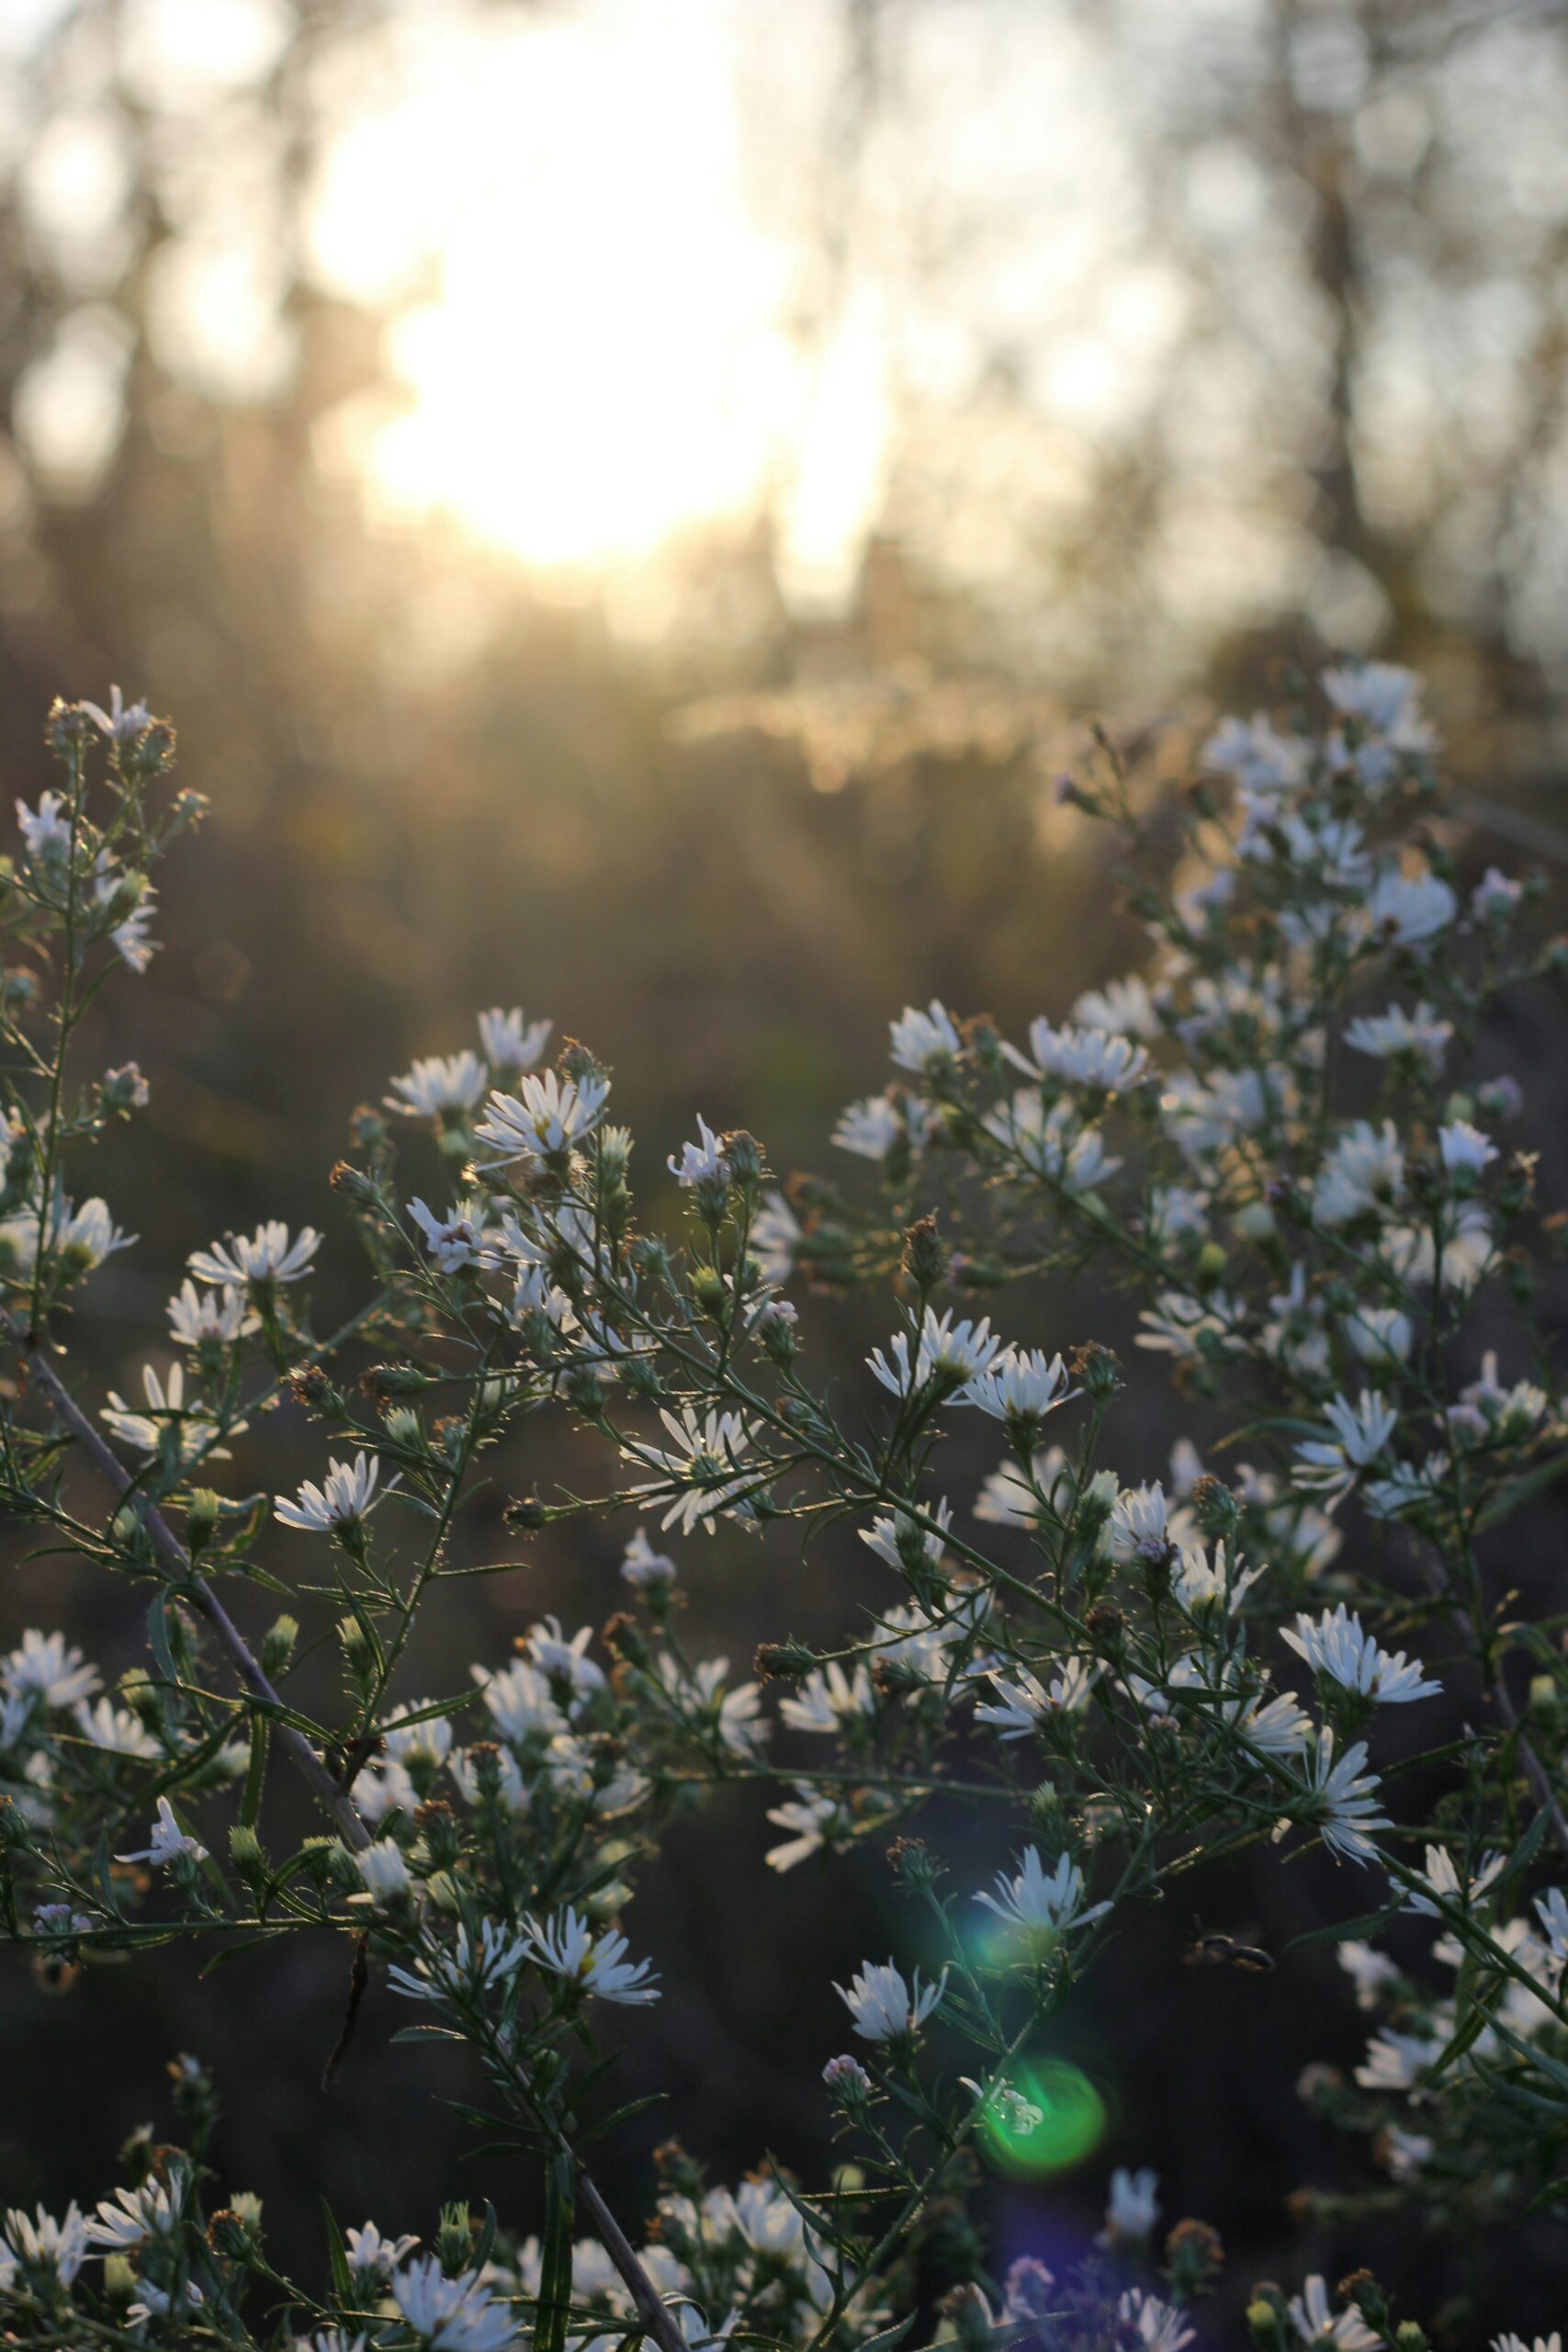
[976,2059,1106,2180]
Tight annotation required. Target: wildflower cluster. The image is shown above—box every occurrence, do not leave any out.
[1,671,1564,2345]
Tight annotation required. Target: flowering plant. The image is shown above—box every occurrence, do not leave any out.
[1,669,1564,2348]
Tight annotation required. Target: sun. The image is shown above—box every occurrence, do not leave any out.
[310,3,888,599]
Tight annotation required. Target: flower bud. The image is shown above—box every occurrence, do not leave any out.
[260,1614,299,1676]
[900,1215,948,1296]
[438,2202,475,2278]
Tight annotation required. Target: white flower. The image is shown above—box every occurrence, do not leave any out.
[73,1696,160,1758]
[621,1528,678,1588]
[833,1093,936,1159]
[523,1616,608,1711]
[93,863,159,970]
[392,2256,522,2350]
[1344,1001,1450,1069]
[867,1306,1002,1397]
[474,1069,610,1163]
[350,1839,412,1911]
[1382,2127,1433,2181]
[102,1361,227,1461]
[345,2220,420,2276]
[1490,2336,1563,2352]
[1362,865,1456,948]
[408,1197,482,1272]
[1338,1940,1400,2009]
[32,1902,94,1940]
[974,1660,1097,1737]
[623,1405,755,1534]
[1341,1306,1411,1367]
[1289,2274,1381,2349]
[388,1918,531,2005]
[82,684,152,742]
[188,1220,321,1287]
[889,1000,960,1074]
[1403,1843,1506,1919]
[471,1658,567,1745]
[766,1785,840,1872]
[669,1114,728,1187]
[85,2175,185,2250]
[1005,1019,1148,1091]
[1072,974,1159,1036]
[1292,1731,1390,1866]
[1438,1118,1497,1177]
[1236,1691,1314,1758]
[16,789,73,856]
[1119,2289,1194,2352]
[1202,712,1310,795]
[1092,2165,1158,2249]
[780,1662,875,1734]
[957,1348,1070,1429]
[836,1958,946,2041]
[1354,2026,1439,2092]
[1534,1885,1568,1963]
[1173,1541,1265,1616]
[751,1190,802,1283]
[655,1655,766,1757]
[1313,1119,1404,1226]
[1472,866,1524,920]
[479,1006,552,1071]
[2,2200,87,2283]
[1282,1606,1440,1705]
[975,1847,1108,1939]
[276,1451,394,1533]
[382,1702,456,1773]
[50,1194,135,1270]
[1293,1390,1398,1499]
[117,1794,208,1868]
[4,1629,99,1709]
[522,1906,660,2004]
[1323,661,1425,736]
[166,1278,252,1347]
[388,1052,489,1120]
[1107,1481,1170,1564]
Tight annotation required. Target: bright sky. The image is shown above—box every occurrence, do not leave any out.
[12,0,1568,668]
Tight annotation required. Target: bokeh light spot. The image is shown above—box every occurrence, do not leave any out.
[976,2059,1106,2180]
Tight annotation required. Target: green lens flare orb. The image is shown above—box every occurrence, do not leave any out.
[976,2059,1106,2179]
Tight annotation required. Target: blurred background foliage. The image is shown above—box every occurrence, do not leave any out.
[3,0,1568,2333]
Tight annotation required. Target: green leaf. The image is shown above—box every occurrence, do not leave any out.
[536,2153,576,2352]
[240,1717,269,1831]
[1283,1904,1403,1953]
[322,2201,353,2303]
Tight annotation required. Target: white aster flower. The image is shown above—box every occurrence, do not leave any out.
[392,2255,522,2350]
[1341,1305,1412,1367]
[1288,2273,1382,2350]
[1292,1730,1390,1866]
[836,1957,946,2041]
[669,1114,728,1187]
[85,2174,185,2251]
[1402,1843,1506,1919]
[102,1361,227,1461]
[975,1846,1108,1940]
[765,1785,841,1873]
[1362,865,1456,948]
[867,1306,1002,1398]
[474,1069,610,1163]
[275,1451,394,1533]
[623,1405,755,1534]
[16,788,73,857]
[388,1918,531,2005]
[117,1795,208,1869]
[1098,2165,1159,2246]
[1118,2289,1194,2352]
[522,1616,607,1710]
[188,1220,321,1287]
[2,2199,87,2283]
[1438,1118,1497,1177]
[1344,1001,1451,1070]
[82,684,152,741]
[4,1629,99,1709]
[1338,1939,1400,2009]
[166,1278,252,1347]
[408,1196,483,1272]
[479,1006,551,1072]
[350,1839,412,1911]
[621,1528,678,1588]
[73,1695,160,1758]
[1472,867,1524,921]
[1005,1019,1148,1091]
[974,1660,1097,1737]
[1107,1481,1171,1565]
[780,1662,875,1735]
[387,1051,489,1120]
[1282,1606,1440,1705]
[471,1657,568,1746]
[1293,1390,1398,1501]
[522,1906,660,2005]
[345,2220,420,2276]
[956,1347,1070,1430]
[889,999,961,1075]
